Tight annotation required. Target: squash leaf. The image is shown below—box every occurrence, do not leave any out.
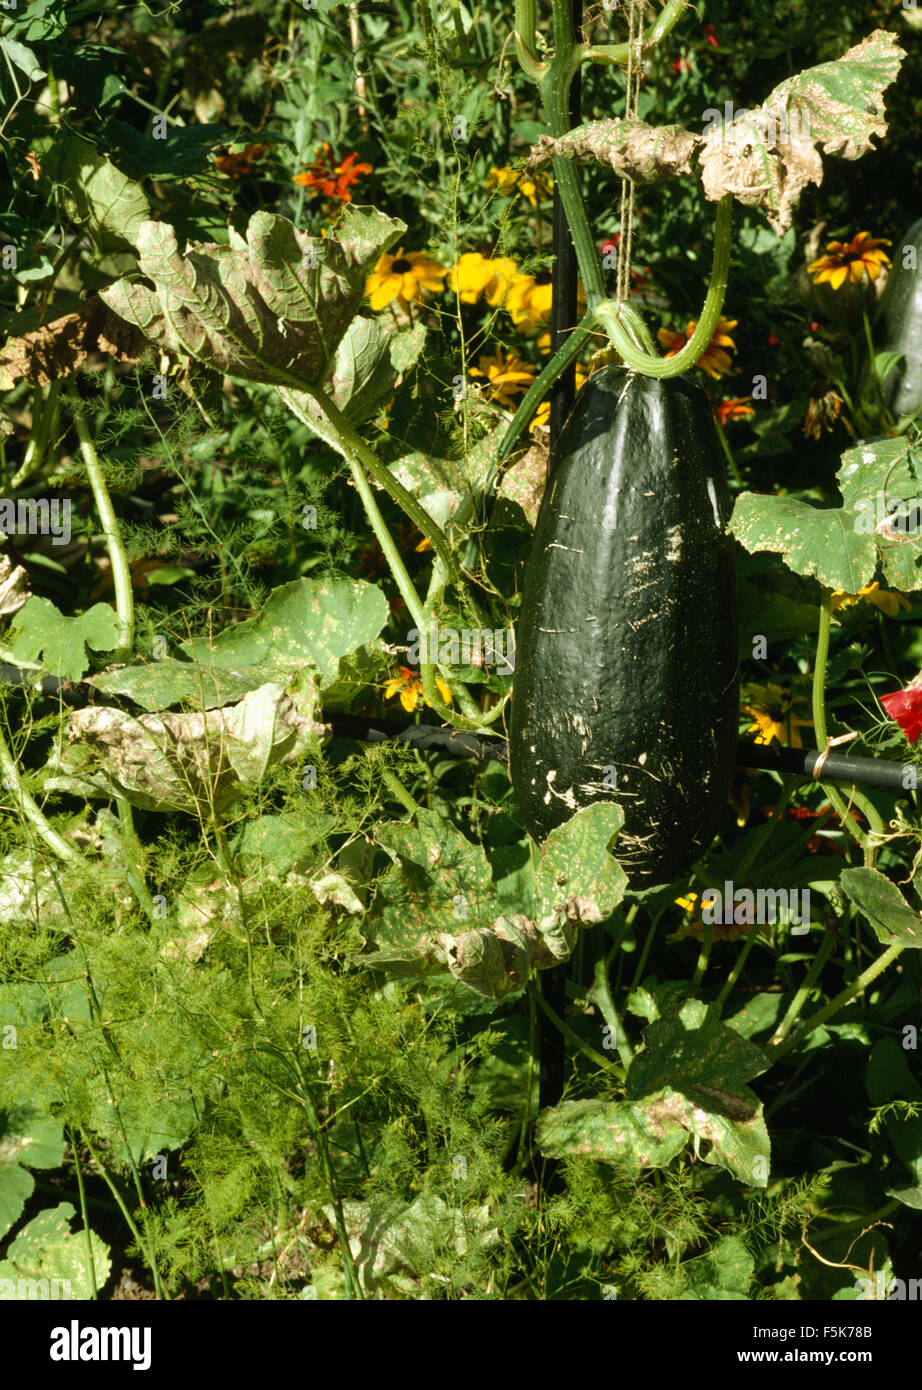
[729,437,922,593]
[363,803,626,999]
[100,205,404,387]
[4,597,120,680]
[530,31,905,236]
[539,996,772,1186]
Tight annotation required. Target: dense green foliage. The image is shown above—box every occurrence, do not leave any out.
[1,0,922,1303]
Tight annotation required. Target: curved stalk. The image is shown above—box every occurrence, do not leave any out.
[592,195,734,376]
[72,403,134,661]
[582,0,686,66]
[11,379,62,489]
[514,0,544,78]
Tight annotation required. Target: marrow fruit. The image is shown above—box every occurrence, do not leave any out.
[874,217,922,421]
[509,366,738,887]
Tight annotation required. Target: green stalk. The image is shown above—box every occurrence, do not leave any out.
[286,388,503,730]
[770,930,837,1046]
[583,0,686,65]
[81,1130,165,1300]
[691,914,714,988]
[528,978,620,1074]
[67,1128,100,1299]
[769,940,904,1061]
[587,953,634,1068]
[0,719,81,863]
[592,196,734,376]
[714,414,742,487]
[514,0,543,78]
[72,403,134,661]
[713,921,767,1011]
[11,379,62,488]
[282,385,461,588]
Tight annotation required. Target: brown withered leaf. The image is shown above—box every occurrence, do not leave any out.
[0,295,146,386]
[45,682,329,814]
[698,113,824,236]
[528,118,699,184]
[0,552,29,619]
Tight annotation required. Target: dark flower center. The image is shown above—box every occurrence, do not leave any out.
[391,258,411,273]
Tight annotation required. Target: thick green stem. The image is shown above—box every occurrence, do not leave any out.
[593,195,734,376]
[514,0,543,77]
[72,403,134,661]
[582,0,686,65]
[11,380,62,488]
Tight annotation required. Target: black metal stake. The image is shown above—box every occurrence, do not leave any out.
[542,0,583,1116]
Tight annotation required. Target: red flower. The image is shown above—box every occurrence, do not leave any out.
[672,53,691,74]
[768,332,779,347]
[293,143,372,203]
[214,143,270,179]
[881,680,922,744]
[704,22,720,47]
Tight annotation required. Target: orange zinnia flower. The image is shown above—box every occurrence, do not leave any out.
[293,143,372,203]
[214,143,270,179]
[715,397,755,426]
[657,316,738,379]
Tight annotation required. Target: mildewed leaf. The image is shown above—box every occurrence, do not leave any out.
[279,316,425,431]
[48,133,151,254]
[532,32,904,237]
[180,576,389,683]
[0,1203,110,1300]
[528,119,699,183]
[363,803,626,998]
[730,436,922,593]
[764,28,905,161]
[44,683,325,813]
[100,205,405,387]
[624,998,771,1185]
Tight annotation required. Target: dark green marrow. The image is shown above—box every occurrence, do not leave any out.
[509,366,738,887]
[875,218,922,420]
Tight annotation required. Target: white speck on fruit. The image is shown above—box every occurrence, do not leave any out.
[706,478,721,527]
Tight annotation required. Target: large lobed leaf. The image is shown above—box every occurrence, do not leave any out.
[363,803,626,999]
[100,205,405,388]
[729,437,922,593]
[539,994,771,1186]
